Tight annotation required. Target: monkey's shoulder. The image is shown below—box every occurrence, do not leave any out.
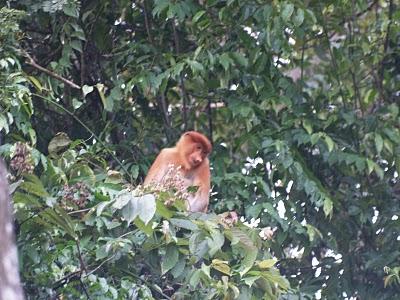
[158,147,178,158]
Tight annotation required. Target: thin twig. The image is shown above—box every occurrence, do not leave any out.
[79,278,91,300]
[23,51,81,90]
[85,255,116,277]
[143,1,153,43]
[319,5,346,107]
[75,239,88,273]
[122,269,172,300]
[172,21,188,130]
[300,41,305,84]
[348,0,362,114]
[53,270,81,290]
[378,0,394,105]
[156,93,173,141]
[67,208,91,215]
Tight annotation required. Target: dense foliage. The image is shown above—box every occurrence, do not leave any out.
[0,0,399,299]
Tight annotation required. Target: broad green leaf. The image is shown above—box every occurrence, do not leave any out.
[82,85,94,96]
[305,224,322,242]
[69,164,96,185]
[63,3,79,18]
[48,132,72,156]
[122,196,138,225]
[28,76,42,91]
[113,190,132,209]
[258,259,277,269]
[170,218,199,230]
[374,133,383,154]
[211,259,231,275]
[323,134,335,152]
[19,174,49,197]
[243,276,260,287]
[206,230,224,256]
[161,244,179,274]
[219,53,233,71]
[136,194,156,225]
[96,83,113,111]
[70,40,82,52]
[302,119,313,134]
[134,218,154,236]
[40,207,76,238]
[323,198,333,218]
[281,3,294,21]
[13,191,41,207]
[193,10,206,23]
[293,8,304,26]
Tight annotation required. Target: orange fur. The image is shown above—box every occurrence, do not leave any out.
[144,131,212,212]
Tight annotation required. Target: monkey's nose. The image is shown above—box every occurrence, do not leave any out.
[193,158,202,164]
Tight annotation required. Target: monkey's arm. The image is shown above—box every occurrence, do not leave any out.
[188,159,211,212]
[144,149,173,185]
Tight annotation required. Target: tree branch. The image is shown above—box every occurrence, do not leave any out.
[172,21,189,130]
[23,52,81,90]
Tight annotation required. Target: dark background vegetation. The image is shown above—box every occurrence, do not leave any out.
[0,0,399,299]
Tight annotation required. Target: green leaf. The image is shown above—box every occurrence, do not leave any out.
[281,3,294,21]
[63,3,79,18]
[206,230,224,256]
[41,207,76,238]
[137,194,156,225]
[96,83,113,111]
[258,259,277,269]
[323,134,335,152]
[82,85,94,96]
[134,218,154,236]
[192,10,206,23]
[113,190,132,209]
[323,198,333,218]
[28,76,43,91]
[69,164,96,185]
[48,132,72,156]
[229,228,258,276]
[293,8,304,26]
[19,174,49,197]
[122,195,138,225]
[211,259,231,275]
[302,119,313,134]
[170,218,199,230]
[13,191,41,207]
[305,224,322,242]
[161,244,179,274]
[374,133,383,154]
[187,60,204,74]
[219,53,233,71]
[70,40,82,52]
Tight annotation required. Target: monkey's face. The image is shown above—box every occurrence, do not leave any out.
[187,143,208,168]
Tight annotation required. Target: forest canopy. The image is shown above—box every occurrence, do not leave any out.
[0,0,399,299]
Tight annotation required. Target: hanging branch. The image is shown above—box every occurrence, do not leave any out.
[143,0,153,43]
[172,21,189,130]
[23,51,81,90]
[378,0,394,105]
[348,0,362,114]
[141,3,173,140]
[319,5,346,108]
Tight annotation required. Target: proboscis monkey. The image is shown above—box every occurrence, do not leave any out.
[144,131,212,212]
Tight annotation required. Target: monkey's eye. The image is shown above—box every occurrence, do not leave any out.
[196,145,202,150]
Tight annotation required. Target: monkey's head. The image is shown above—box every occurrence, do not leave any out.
[178,131,212,169]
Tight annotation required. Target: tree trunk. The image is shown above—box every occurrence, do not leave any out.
[0,160,24,300]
